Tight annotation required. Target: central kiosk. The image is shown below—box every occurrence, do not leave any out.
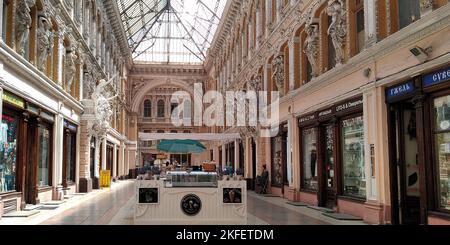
[134,171,247,225]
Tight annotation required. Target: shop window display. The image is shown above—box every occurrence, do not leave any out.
[302,128,318,191]
[38,125,51,187]
[342,116,366,198]
[0,113,18,193]
[271,136,283,187]
[434,95,450,210]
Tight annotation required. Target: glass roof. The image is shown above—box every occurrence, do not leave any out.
[117,0,226,64]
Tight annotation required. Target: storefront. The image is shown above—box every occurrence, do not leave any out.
[298,97,365,209]
[270,123,288,196]
[62,120,77,189]
[386,65,450,225]
[1,90,54,210]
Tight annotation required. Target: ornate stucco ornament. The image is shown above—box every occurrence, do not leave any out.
[36,3,54,72]
[91,77,118,137]
[327,0,347,65]
[272,54,285,97]
[15,0,36,56]
[65,42,78,93]
[304,23,319,78]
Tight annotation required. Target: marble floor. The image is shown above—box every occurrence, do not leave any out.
[1,180,367,225]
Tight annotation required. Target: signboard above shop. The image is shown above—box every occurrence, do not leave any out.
[424,66,450,87]
[386,80,416,101]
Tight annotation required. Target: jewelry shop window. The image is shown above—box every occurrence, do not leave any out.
[434,95,450,211]
[342,116,366,198]
[302,128,318,191]
[38,124,51,187]
[0,113,18,193]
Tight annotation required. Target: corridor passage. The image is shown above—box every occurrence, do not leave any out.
[23,181,367,225]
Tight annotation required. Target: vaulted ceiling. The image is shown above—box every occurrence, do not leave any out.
[116,0,226,64]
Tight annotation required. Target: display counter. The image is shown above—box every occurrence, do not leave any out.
[134,171,247,225]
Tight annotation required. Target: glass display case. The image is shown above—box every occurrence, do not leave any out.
[165,171,219,188]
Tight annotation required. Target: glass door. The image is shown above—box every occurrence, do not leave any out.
[323,124,336,208]
[390,101,421,224]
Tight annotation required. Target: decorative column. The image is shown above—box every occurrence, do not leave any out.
[52,112,65,200]
[83,0,90,40]
[93,137,101,189]
[241,31,247,62]
[234,140,240,172]
[291,115,301,191]
[287,118,293,186]
[113,144,117,178]
[276,0,282,23]
[101,138,107,170]
[256,5,262,48]
[288,37,299,91]
[265,0,273,34]
[221,144,226,169]
[248,18,254,55]
[364,0,378,48]
[264,63,271,92]
[0,0,3,41]
[0,76,3,124]
[56,26,65,86]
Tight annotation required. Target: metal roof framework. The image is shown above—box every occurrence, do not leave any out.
[117,0,226,64]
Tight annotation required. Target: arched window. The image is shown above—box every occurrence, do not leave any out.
[143,100,152,118]
[157,100,165,118]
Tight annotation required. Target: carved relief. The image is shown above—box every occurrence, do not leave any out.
[304,23,319,78]
[92,78,117,137]
[64,0,74,12]
[420,0,434,16]
[15,0,36,56]
[272,54,285,96]
[249,75,262,92]
[83,57,95,99]
[36,10,54,72]
[65,43,78,93]
[327,0,347,65]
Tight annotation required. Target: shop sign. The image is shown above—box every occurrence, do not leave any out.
[318,109,333,119]
[2,91,24,109]
[424,66,450,87]
[299,114,316,124]
[64,120,78,132]
[386,80,415,99]
[40,111,54,123]
[336,98,363,113]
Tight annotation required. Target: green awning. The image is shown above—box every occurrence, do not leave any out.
[157,139,206,154]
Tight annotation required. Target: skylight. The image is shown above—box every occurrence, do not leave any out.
[117,0,227,64]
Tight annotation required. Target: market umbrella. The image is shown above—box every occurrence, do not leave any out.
[157,139,206,154]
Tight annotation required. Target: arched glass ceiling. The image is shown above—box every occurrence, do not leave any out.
[117,0,226,64]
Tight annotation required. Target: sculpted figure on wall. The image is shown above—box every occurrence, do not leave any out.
[15,0,36,56]
[65,45,78,93]
[36,13,54,72]
[92,77,118,136]
[304,23,319,78]
[272,55,285,97]
[327,0,347,65]
[83,59,95,99]
[249,75,262,92]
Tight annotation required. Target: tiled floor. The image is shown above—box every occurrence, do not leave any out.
[2,180,367,225]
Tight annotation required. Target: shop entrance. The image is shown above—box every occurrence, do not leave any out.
[319,124,337,209]
[389,101,421,225]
